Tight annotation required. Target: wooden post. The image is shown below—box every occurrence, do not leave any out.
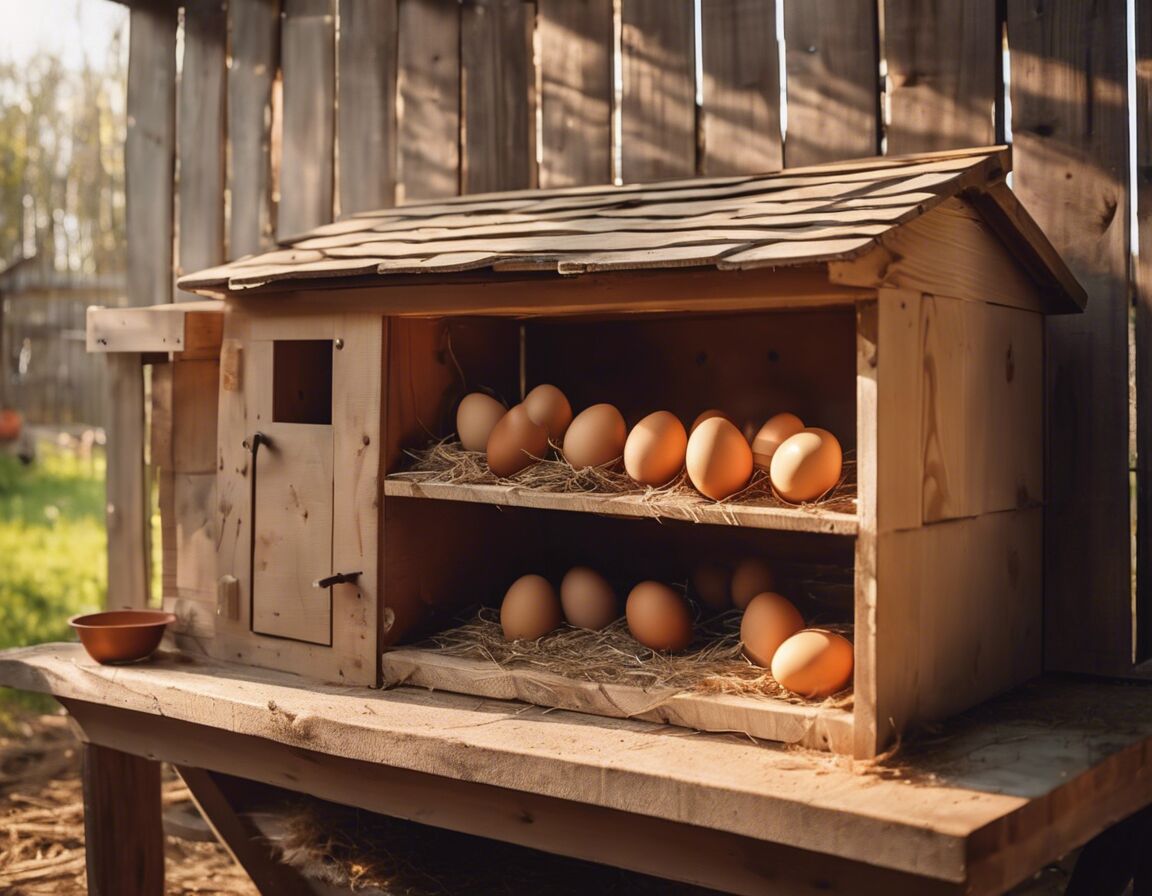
[81,743,164,896]
[105,353,150,609]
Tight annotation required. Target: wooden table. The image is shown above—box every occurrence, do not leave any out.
[3,643,1152,895]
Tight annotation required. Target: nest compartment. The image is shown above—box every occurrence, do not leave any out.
[424,607,853,708]
[389,439,858,521]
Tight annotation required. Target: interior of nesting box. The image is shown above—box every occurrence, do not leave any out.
[380,307,860,749]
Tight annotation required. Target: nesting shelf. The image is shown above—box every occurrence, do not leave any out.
[382,478,858,535]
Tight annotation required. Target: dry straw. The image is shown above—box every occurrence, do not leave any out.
[428,607,854,709]
[391,438,858,521]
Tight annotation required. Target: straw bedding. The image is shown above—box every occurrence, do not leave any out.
[389,438,858,520]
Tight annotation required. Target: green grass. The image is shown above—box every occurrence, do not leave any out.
[0,444,108,720]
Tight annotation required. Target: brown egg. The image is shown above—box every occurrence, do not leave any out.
[730,557,776,610]
[751,412,805,470]
[500,574,562,641]
[560,566,618,630]
[456,392,507,452]
[770,427,843,503]
[625,581,693,652]
[690,562,731,612]
[624,411,688,486]
[685,417,753,501]
[740,592,805,667]
[771,629,854,698]
[523,384,573,440]
[487,404,549,478]
[690,408,731,434]
[563,403,627,469]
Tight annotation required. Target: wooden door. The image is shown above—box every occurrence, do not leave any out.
[247,337,337,645]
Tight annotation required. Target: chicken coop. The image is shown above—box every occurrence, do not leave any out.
[3,1,1152,893]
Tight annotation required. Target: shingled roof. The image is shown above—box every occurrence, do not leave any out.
[178,145,1084,311]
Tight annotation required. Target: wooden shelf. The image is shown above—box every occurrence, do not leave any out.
[382,478,858,535]
[380,647,854,753]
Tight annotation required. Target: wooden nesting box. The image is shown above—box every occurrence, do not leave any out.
[104,147,1083,759]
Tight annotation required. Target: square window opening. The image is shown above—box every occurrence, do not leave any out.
[273,340,333,424]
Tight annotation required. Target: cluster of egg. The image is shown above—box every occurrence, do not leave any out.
[498,556,853,699]
[457,387,843,504]
[692,557,853,698]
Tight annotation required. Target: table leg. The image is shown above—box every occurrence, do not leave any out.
[81,742,164,896]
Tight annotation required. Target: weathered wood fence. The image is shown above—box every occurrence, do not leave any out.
[116,0,1149,678]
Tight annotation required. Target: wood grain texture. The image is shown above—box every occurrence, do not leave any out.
[699,0,782,175]
[1007,0,1133,674]
[11,644,1152,892]
[620,0,697,182]
[278,0,336,240]
[397,0,460,201]
[105,354,150,610]
[72,703,958,896]
[883,0,999,154]
[127,0,176,307]
[461,0,536,193]
[228,0,280,257]
[537,0,613,187]
[337,0,398,214]
[783,0,878,166]
[920,296,1043,523]
[81,743,163,896]
[1136,0,1152,661]
[176,1,226,302]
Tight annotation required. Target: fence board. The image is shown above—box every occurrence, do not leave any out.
[126,0,176,305]
[1137,4,1152,662]
[279,0,336,239]
[177,1,227,299]
[337,0,398,214]
[397,0,461,201]
[883,0,998,153]
[461,0,536,194]
[228,0,280,257]
[699,0,781,176]
[620,0,696,182]
[1007,0,1132,674]
[783,0,878,167]
[537,0,613,188]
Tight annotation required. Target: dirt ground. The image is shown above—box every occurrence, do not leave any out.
[0,713,257,896]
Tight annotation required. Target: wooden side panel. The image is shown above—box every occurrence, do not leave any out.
[228,0,280,257]
[1136,0,1152,661]
[874,290,922,533]
[397,0,461,201]
[782,0,878,167]
[537,0,613,188]
[176,2,226,301]
[699,0,782,176]
[1008,0,1133,674]
[173,472,217,600]
[278,0,336,239]
[337,0,398,214]
[620,0,696,182]
[882,0,999,154]
[126,1,176,307]
[920,296,1043,523]
[461,0,536,193]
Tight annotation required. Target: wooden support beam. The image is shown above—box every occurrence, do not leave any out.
[81,743,164,896]
[105,353,149,610]
[176,767,313,896]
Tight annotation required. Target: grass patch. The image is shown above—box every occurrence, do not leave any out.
[0,444,107,722]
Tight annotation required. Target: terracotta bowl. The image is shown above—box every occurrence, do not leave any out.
[69,610,176,664]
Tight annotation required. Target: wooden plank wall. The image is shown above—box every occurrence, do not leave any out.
[125,0,1148,675]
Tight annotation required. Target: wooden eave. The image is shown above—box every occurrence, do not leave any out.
[177,146,1085,315]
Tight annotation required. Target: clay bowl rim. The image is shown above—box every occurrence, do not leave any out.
[68,610,177,631]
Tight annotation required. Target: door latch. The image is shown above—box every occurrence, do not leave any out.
[313,571,362,589]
